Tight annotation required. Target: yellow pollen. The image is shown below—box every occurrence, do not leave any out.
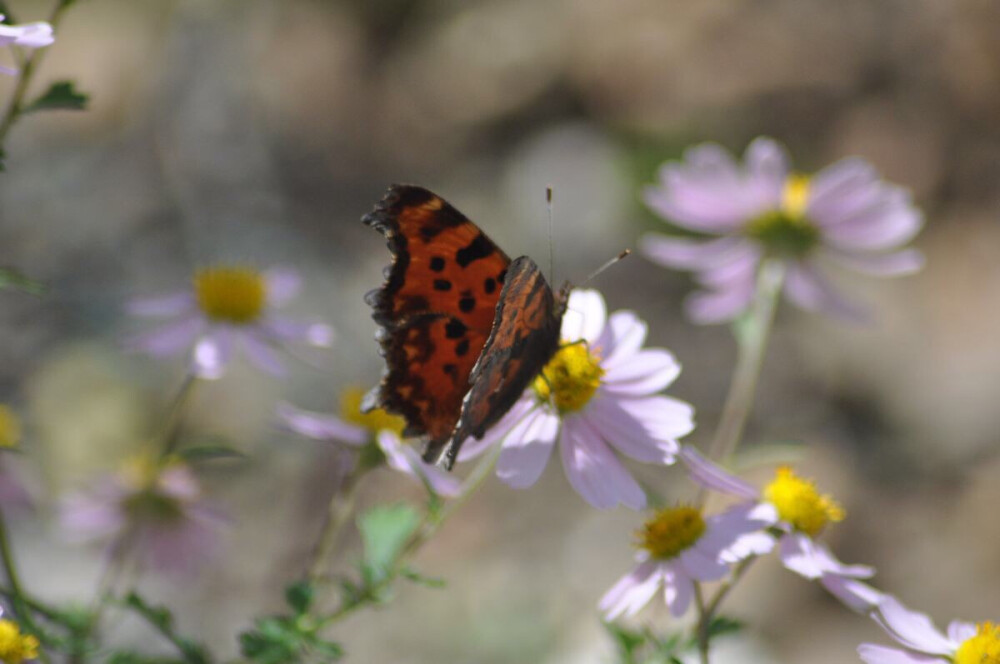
[636,505,707,560]
[0,619,40,664]
[955,622,1000,664]
[532,344,604,413]
[194,265,266,324]
[0,406,22,449]
[340,387,405,437]
[763,467,844,537]
[781,173,811,218]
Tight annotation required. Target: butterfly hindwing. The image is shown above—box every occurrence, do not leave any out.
[434,256,565,469]
[363,185,511,446]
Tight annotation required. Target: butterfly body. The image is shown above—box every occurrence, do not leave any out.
[362,185,567,469]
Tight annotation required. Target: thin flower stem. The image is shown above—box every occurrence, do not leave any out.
[0,0,75,146]
[308,460,365,583]
[0,506,52,664]
[694,556,758,663]
[705,260,786,467]
[159,371,199,458]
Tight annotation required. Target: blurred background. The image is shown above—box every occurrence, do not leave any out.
[2,0,999,661]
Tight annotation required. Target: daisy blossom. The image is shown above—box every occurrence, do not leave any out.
[0,15,54,75]
[682,445,881,612]
[599,503,773,619]
[641,138,924,323]
[126,265,333,379]
[458,289,694,510]
[60,456,225,574]
[859,595,998,664]
[277,388,460,498]
[0,608,39,664]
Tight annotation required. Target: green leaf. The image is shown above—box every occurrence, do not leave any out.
[705,615,743,639]
[284,581,314,615]
[0,4,16,24]
[123,593,211,664]
[399,566,445,589]
[24,81,89,114]
[603,622,645,662]
[107,653,187,664]
[175,443,246,463]
[357,503,420,579]
[0,267,46,295]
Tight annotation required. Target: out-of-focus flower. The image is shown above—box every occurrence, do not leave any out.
[60,456,225,574]
[858,595,998,664]
[599,503,772,619]
[0,406,21,449]
[126,265,333,379]
[682,446,881,611]
[641,138,924,323]
[0,16,54,76]
[0,610,39,664]
[0,406,32,510]
[277,388,461,498]
[459,289,694,510]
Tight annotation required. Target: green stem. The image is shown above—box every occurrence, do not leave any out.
[0,0,75,146]
[321,440,503,626]
[160,371,199,458]
[694,557,758,662]
[704,259,786,466]
[0,506,52,663]
[308,463,365,583]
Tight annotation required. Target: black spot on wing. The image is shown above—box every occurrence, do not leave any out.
[484,277,496,294]
[455,338,470,357]
[433,279,452,291]
[430,256,446,272]
[458,296,475,312]
[445,319,467,339]
[456,234,494,267]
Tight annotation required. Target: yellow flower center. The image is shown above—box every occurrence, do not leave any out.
[763,466,844,537]
[119,455,188,523]
[532,344,604,413]
[194,266,266,324]
[0,619,40,664]
[955,622,1000,664]
[340,387,405,437]
[636,505,707,560]
[745,174,819,257]
[0,406,21,449]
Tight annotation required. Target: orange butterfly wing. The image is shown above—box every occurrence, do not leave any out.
[362,185,511,449]
[440,256,566,469]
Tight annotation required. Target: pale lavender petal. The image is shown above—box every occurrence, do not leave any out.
[585,395,683,464]
[817,188,922,252]
[858,645,944,664]
[823,248,924,277]
[594,310,647,367]
[703,504,777,563]
[822,576,884,613]
[640,234,750,271]
[663,565,696,616]
[599,559,662,620]
[126,292,196,317]
[377,431,461,497]
[561,289,606,344]
[694,246,760,289]
[602,349,681,395]
[0,64,16,76]
[680,446,759,500]
[125,317,202,357]
[275,402,367,446]
[262,317,335,347]
[807,159,879,212]
[744,137,791,202]
[686,284,755,324]
[778,532,826,579]
[784,261,867,321]
[946,622,977,644]
[809,540,874,579]
[559,418,646,510]
[192,328,234,380]
[240,331,288,377]
[456,397,536,462]
[874,596,956,655]
[264,267,302,306]
[677,545,729,582]
[496,409,559,489]
[0,22,54,48]
[615,395,694,439]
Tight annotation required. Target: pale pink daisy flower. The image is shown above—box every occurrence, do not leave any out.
[641,138,924,323]
[599,503,773,619]
[126,265,333,380]
[60,458,225,574]
[277,388,460,498]
[458,289,694,510]
[859,595,998,664]
[682,445,881,611]
[0,15,54,75]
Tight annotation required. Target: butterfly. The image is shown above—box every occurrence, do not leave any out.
[362,184,569,470]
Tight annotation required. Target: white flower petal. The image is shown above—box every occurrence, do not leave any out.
[264,267,302,306]
[240,332,288,377]
[192,328,235,380]
[601,350,682,395]
[275,403,367,446]
[599,559,663,620]
[874,596,957,655]
[561,289,606,343]
[559,418,646,510]
[857,644,943,664]
[585,396,683,464]
[126,292,196,317]
[496,409,559,489]
[680,446,760,500]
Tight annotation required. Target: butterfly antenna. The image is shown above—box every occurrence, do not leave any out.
[546,185,555,285]
[581,249,631,285]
